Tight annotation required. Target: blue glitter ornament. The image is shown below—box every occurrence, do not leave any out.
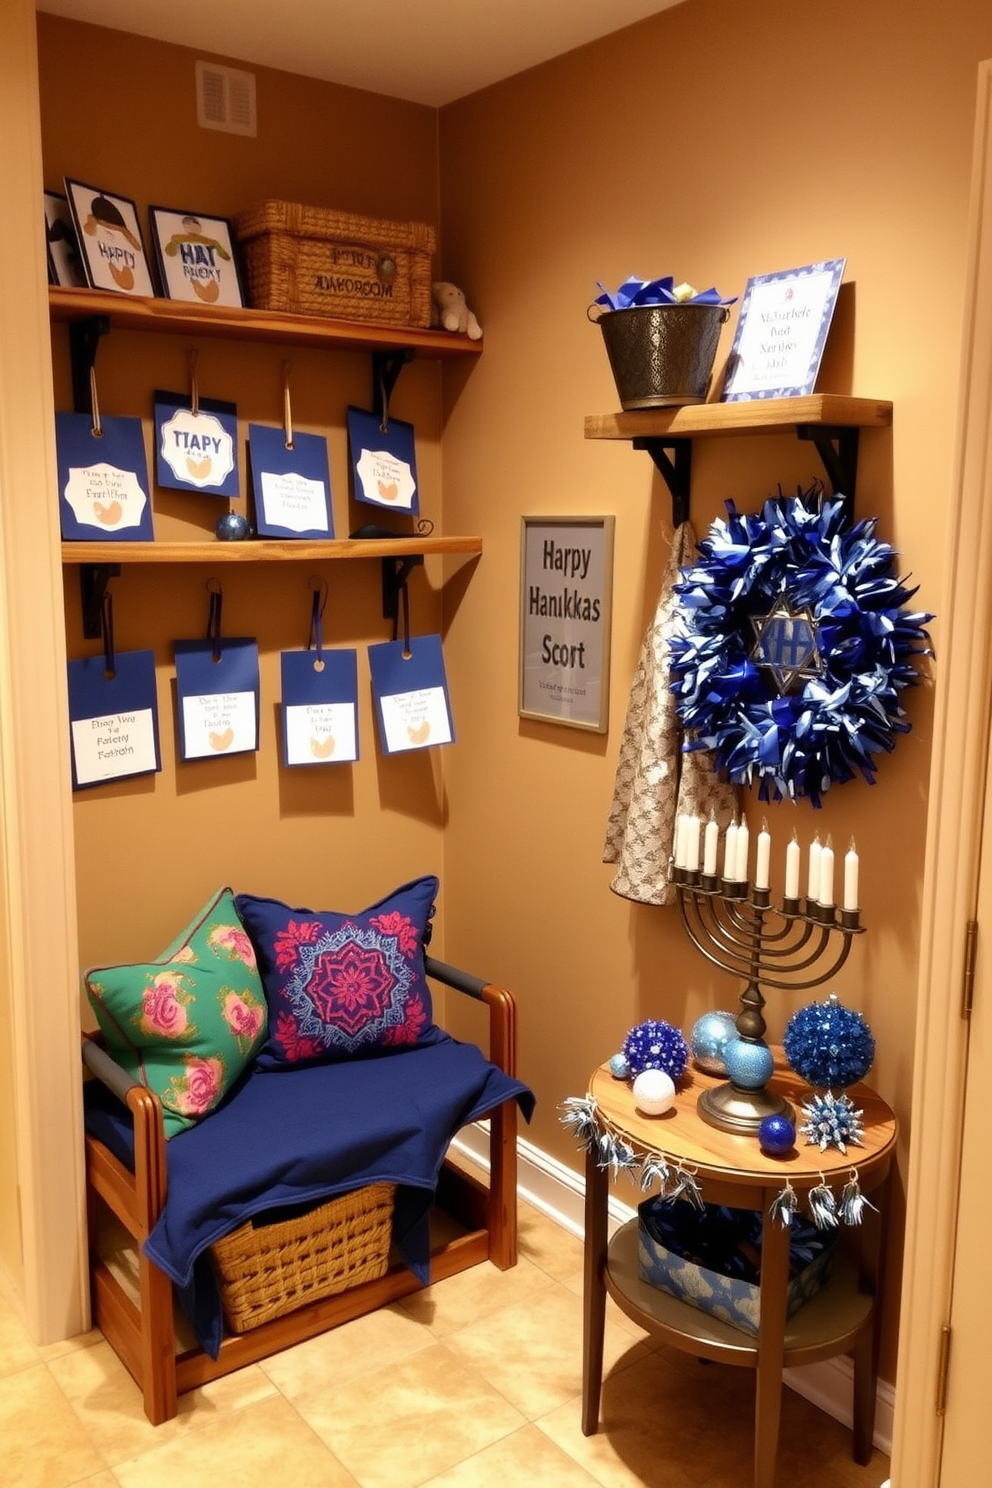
[723,1037,774,1090]
[608,1052,630,1079]
[783,993,875,1090]
[215,512,250,541]
[622,1019,689,1080]
[758,1113,796,1156]
[690,1010,738,1074]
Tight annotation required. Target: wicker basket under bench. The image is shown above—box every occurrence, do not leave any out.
[82,956,519,1425]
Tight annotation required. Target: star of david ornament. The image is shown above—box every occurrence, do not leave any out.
[750,596,823,695]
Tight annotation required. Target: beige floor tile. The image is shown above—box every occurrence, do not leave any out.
[291,1340,526,1488]
[560,1267,656,1346]
[418,1422,603,1487]
[260,1301,433,1397]
[517,1205,585,1281]
[445,1280,652,1420]
[395,1253,555,1337]
[111,1393,359,1488]
[38,1327,104,1363]
[536,1349,753,1488]
[46,1337,277,1466]
[0,1362,106,1488]
[0,1293,45,1378]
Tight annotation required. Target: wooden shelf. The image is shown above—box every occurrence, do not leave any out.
[584,394,892,442]
[61,535,483,565]
[584,395,893,525]
[49,285,483,361]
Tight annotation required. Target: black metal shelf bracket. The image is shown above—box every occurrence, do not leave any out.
[381,554,424,619]
[69,314,110,416]
[633,436,693,528]
[371,348,414,425]
[796,424,860,522]
[80,563,121,640]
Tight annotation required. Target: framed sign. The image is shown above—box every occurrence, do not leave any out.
[519,515,614,733]
[44,191,86,287]
[149,206,244,306]
[721,258,846,401]
[63,177,155,297]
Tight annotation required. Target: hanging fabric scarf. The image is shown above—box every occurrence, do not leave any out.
[603,521,739,906]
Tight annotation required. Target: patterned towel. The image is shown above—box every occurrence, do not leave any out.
[603,522,739,905]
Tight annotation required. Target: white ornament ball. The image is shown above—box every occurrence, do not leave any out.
[632,1067,676,1116]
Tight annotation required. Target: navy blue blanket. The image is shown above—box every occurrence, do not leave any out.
[84,1035,534,1356]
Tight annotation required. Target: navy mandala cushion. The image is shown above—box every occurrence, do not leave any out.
[236,876,440,1069]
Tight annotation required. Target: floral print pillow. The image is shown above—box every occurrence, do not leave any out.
[84,888,267,1137]
[235,876,439,1070]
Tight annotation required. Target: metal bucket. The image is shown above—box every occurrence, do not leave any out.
[595,303,730,409]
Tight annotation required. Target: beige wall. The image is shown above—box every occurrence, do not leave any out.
[436,0,992,1385]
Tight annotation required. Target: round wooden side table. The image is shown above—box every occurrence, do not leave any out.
[581,1054,897,1488]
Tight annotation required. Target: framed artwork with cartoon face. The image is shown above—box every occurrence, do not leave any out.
[149,206,245,307]
[64,177,155,297]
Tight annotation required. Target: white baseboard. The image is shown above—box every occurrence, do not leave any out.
[451,1122,894,1457]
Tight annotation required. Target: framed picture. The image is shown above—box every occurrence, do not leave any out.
[721,258,847,401]
[63,177,155,297]
[519,515,614,733]
[148,206,245,307]
[44,191,87,287]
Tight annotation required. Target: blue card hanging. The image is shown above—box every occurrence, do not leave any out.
[249,364,334,538]
[66,590,160,789]
[173,583,259,761]
[155,351,238,498]
[281,582,359,765]
[347,404,419,515]
[368,580,454,753]
[55,361,153,541]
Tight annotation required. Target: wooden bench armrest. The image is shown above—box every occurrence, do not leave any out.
[81,1033,168,1231]
[423,954,518,1077]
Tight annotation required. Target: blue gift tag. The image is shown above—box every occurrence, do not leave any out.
[248,424,334,539]
[155,390,239,497]
[55,412,153,541]
[173,637,259,760]
[368,634,454,754]
[281,648,359,765]
[347,406,419,514]
[66,649,160,789]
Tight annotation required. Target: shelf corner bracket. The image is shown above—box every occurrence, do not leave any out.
[69,315,111,416]
[381,553,424,619]
[632,436,692,528]
[796,424,860,521]
[371,348,414,424]
[80,562,121,640]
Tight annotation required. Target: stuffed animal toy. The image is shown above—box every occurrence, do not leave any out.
[431,281,482,340]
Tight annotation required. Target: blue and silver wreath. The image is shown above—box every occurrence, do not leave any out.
[668,492,933,806]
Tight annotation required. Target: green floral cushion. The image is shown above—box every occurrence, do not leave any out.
[84,887,267,1138]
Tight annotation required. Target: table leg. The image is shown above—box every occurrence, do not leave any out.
[582,1145,609,1435]
[755,1195,790,1488]
[852,1168,889,1463]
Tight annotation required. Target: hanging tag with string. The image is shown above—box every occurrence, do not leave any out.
[154,349,239,496]
[346,361,419,514]
[368,575,454,754]
[248,361,335,538]
[66,587,160,788]
[173,580,260,760]
[280,579,360,765]
[55,357,153,540]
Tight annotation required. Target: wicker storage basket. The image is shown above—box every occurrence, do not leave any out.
[233,201,436,326]
[211,1182,395,1333]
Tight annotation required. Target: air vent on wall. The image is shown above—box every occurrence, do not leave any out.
[195,61,257,137]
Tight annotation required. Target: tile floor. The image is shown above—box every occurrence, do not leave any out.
[1,1201,891,1488]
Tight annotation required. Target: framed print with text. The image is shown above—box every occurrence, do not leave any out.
[63,177,155,297]
[149,206,244,307]
[44,191,86,287]
[519,515,614,733]
[721,258,846,401]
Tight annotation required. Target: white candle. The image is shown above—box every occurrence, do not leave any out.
[785,834,801,900]
[755,820,771,890]
[844,839,859,911]
[685,814,701,873]
[674,813,687,869]
[735,819,750,883]
[703,816,719,876]
[723,820,738,879]
[819,836,835,906]
[807,835,822,900]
